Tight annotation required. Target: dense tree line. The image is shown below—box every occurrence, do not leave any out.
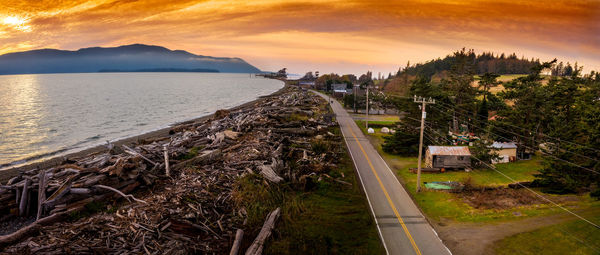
[395,49,541,77]
[382,49,600,197]
[315,73,364,91]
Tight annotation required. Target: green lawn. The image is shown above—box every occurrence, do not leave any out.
[354,120,599,223]
[351,115,400,123]
[494,212,600,255]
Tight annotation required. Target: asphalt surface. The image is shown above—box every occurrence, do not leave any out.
[313,91,452,255]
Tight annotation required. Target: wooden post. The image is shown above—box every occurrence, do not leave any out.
[366,85,369,129]
[163,145,170,177]
[37,171,46,220]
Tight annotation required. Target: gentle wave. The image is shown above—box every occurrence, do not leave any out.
[0,72,283,170]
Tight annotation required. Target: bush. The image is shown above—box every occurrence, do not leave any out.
[382,123,419,156]
[311,140,329,155]
[470,139,499,169]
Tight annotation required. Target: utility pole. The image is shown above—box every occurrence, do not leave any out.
[366,85,369,129]
[353,84,357,113]
[414,95,435,192]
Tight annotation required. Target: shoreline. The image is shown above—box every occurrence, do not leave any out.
[0,80,287,182]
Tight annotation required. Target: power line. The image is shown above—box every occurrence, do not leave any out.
[388,93,600,154]
[406,102,600,175]
[433,99,600,154]
[393,94,600,174]
[470,154,600,228]
[430,103,600,175]
[422,125,600,230]
[432,101,600,163]
[392,96,600,251]
[400,117,600,233]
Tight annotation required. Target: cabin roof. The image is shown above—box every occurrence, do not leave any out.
[490,142,517,149]
[427,146,471,156]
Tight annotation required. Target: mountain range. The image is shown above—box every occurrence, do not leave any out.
[0,44,261,75]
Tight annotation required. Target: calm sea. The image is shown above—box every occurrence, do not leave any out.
[0,73,283,169]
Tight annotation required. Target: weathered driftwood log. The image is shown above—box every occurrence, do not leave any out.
[0,199,95,249]
[245,207,281,255]
[163,144,170,177]
[36,171,47,220]
[43,176,74,209]
[18,179,30,216]
[172,149,222,171]
[258,165,283,183]
[82,174,107,187]
[123,145,157,166]
[229,229,244,255]
[93,185,147,204]
[259,128,316,136]
[69,188,91,195]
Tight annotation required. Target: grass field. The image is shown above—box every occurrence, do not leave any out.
[493,212,600,255]
[472,74,552,94]
[350,114,399,123]
[354,120,600,223]
[235,127,385,255]
[474,74,528,82]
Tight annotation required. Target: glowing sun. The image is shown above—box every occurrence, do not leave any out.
[2,16,31,32]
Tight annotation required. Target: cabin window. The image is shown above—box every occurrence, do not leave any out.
[458,156,465,160]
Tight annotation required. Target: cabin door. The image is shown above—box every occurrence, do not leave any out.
[434,156,444,168]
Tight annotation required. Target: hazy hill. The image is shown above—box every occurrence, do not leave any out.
[0,44,261,75]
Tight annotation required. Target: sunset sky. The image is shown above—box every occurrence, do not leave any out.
[0,0,598,75]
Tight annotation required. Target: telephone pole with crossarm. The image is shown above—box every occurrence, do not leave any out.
[414,95,435,192]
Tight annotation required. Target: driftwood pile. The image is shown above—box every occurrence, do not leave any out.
[1,87,342,254]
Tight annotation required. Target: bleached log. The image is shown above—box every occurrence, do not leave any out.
[163,145,170,177]
[69,188,92,195]
[245,208,281,255]
[122,145,157,166]
[36,171,46,219]
[211,132,225,145]
[43,177,74,209]
[229,229,244,255]
[93,185,147,204]
[19,179,30,216]
[173,149,222,171]
[258,165,283,183]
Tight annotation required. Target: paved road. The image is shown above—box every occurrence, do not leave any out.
[313,92,452,255]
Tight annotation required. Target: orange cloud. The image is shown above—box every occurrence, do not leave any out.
[0,0,598,74]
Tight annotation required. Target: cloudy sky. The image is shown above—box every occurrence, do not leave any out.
[0,0,598,75]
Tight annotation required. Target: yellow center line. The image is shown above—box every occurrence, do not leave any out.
[348,125,422,255]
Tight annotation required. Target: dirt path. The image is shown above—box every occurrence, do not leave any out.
[434,212,582,255]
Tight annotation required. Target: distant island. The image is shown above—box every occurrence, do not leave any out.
[98,68,219,73]
[0,44,261,75]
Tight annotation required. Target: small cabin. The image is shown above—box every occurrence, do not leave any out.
[491,142,518,164]
[425,146,471,169]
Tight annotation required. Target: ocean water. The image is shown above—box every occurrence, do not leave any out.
[0,72,283,169]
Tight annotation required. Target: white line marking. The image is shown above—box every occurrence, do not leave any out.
[312,91,390,254]
[339,113,391,255]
